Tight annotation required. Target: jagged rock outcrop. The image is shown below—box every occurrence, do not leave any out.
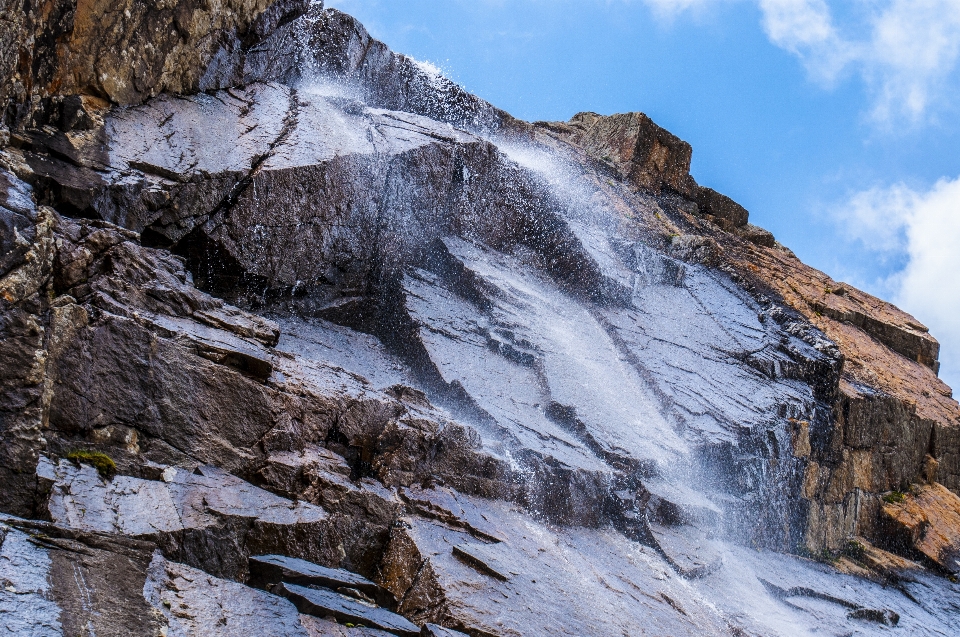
[3,1,960,635]
[0,0,310,122]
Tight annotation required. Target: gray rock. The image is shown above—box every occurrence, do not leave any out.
[420,625,468,637]
[0,522,62,637]
[145,553,313,637]
[40,457,331,580]
[1,1,959,635]
[451,543,513,582]
[250,554,395,608]
[277,582,420,637]
[649,523,723,579]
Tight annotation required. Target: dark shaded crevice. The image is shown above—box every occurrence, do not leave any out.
[371,270,501,434]
[323,404,371,483]
[173,225,260,294]
[421,238,495,311]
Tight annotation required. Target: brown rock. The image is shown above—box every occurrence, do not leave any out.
[881,482,960,573]
[0,178,56,516]
[1,0,310,115]
[539,111,696,196]
[735,222,775,247]
[694,186,750,229]
[839,536,925,582]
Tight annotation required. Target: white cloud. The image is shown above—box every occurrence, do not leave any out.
[894,178,960,389]
[642,0,960,123]
[757,0,856,82]
[865,0,960,121]
[840,183,914,253]
[837,177,960,389]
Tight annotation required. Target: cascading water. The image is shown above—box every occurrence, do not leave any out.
[225,15,960,632]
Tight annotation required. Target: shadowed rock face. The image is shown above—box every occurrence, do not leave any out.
[2,1,960,635]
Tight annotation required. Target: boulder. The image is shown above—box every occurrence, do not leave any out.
[694,185,749,230]
[538,111,696,196]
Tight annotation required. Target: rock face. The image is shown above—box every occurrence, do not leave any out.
[880,483,960,574]
[3,1,960,635]
[1,0,309,120]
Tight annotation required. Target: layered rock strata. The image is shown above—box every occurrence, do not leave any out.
[2,1,960,635]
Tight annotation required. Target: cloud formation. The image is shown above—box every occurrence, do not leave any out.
[837,177,960,389]
[642,0,960,123]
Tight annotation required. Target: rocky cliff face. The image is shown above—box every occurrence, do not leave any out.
[3,2,960,635]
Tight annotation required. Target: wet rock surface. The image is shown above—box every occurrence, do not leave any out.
[2,0,960,635]
[250,553,397,608]
[277,582,420,636]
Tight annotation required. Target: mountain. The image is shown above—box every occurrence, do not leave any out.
[2,1,960,635]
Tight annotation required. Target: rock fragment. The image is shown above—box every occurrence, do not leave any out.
[451,543,513,582]
[250,554,396,608]
[277,582,421,637]
[420,625,468,637]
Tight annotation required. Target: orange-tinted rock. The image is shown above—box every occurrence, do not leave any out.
[736,244,941,372]
[853,536,925,578]
[724,238,960,496]
[881,483,960,573]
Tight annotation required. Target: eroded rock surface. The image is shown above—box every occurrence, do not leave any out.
[2,0,960,635]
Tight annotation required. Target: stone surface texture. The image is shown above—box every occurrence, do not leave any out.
[2,0,960,635]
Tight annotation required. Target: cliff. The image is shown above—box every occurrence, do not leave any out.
[2,1,960,635]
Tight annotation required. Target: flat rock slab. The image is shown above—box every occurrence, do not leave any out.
[401,486,506,543]
[421,624,469,636]
[649,523,723,579]
[452,542,514,581]
[250,554,394,607]
[277,582,420,637]
[145,554,315,637]
[300,614,396,636]
[40,457,327,536]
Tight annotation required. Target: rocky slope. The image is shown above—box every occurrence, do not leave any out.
[3,1,960,635]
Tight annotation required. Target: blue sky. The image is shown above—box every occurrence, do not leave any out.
[327,0,960,390]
